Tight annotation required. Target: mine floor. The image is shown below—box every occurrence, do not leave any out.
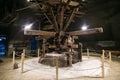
[0,53,120,80]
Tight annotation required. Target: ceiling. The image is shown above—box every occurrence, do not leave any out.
[0,0,120,41]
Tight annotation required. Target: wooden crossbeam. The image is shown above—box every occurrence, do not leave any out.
[24,27,103,36]
[66,27,103,35]
[24,30,56,36]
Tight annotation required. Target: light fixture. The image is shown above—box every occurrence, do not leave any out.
[82,0,86,2]
[27,0,30,2]
[81,25,88,31]
[24,23,33,30]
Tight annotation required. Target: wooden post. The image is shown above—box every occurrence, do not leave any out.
[69,55,72,67]
[109,51,112,68]
[64,56,67,67]
[38,48,40,58]
[102,50,105,59]
[12,51,15,69]
[101,50,105,78]
[42,39,46,57]
[78,43,83,62]
[21,53,25,73]
[87,48,89,58]
[56,57,58,80]
[23,49,25,54]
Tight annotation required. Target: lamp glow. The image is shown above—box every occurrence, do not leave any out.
[81,25,88,31]
[24,23,33,30]
[27,0,30,2]
[82,0,86,2]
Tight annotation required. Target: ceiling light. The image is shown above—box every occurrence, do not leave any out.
[24,23,33,30]
[81,25,88,31]
[27,0,30,2]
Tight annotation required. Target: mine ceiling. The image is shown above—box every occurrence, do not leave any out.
[0,0,120,41]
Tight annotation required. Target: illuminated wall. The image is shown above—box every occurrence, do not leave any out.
[0,36,6,56]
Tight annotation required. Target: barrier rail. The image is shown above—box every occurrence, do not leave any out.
[12,49,112,79]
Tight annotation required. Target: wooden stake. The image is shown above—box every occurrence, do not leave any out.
[69,55,72,67]
[12,51,15,68]
[64,56,67,67]
[87,48,89,58]
[56,57,58,80]
[102,50,105,59]
[23,49,25,54]
[38,48,40,58]
[109,51,112,68]
[101,50,105,78]
[21,53,25,73]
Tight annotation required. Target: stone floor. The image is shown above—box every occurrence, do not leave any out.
[0,53,120,80]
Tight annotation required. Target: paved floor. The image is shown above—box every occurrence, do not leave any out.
[0,53,120,80]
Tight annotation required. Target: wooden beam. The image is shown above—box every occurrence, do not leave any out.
[35,0,53,24]
[63,8,76,31]
[24,30,56,36]
[69,1,79,6]
[66,27,103,35]
[60,6,64,31]
[50,7,59,32]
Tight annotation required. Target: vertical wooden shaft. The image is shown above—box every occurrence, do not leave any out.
[101,50,105,78]
[87,48,89,58]
[109,52,112,68]
[12,51,15,68]
[38,48,40,58]
[21,53,25,73]
[56,57,58,80]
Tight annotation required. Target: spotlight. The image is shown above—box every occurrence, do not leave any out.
[81,25,88,31]
[24,23,33,30]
